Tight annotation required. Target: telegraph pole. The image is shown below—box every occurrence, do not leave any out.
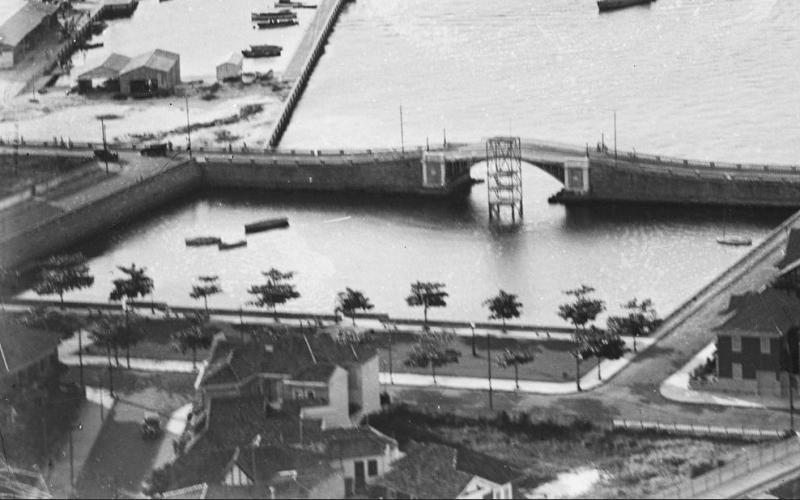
[185,95,192,159]
[399,105,405,154]
[100,118,109,175]
[487,333,493,410]
[613,110,617,160]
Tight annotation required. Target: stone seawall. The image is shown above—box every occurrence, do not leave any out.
[0,161,202,268]
[553,157,800,207]
[201,156,433,195]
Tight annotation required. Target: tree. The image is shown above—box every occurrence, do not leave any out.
[496,347,534,389]
[116,314,144,369]
[33,253,94,307]
[247,268,301,321]
[89,314,123,370]
[20,306,86,386]
[190,275,222,314]
[484,290,523,332]
[583,327,626,381]
[405,281,448,330]
[172,312,214,369]
[109,263,154,310]
[404,330,460,384]
[606,298,661,353]
[557,284,605,392]
[335,288,374,326]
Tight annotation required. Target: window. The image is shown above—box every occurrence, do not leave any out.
[732,336,741,353]
[368,460,378,477]
[307,390,315,400]
[732,362,743,379]
[761,337,771,354]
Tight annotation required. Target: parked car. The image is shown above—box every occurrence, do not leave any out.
[140,143,168,157]
[141,412,163,440]
[94,148,119,162]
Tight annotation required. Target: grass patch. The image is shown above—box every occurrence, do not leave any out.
[0,154,92,195]
[83,317,211,363]
[376,330,599,382]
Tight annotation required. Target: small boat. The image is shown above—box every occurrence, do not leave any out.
[275,0,317,8]
[80,41,104,50]
[245,217,289,234]
[717,236,752,247]
[185,236,222,246]
[597,0,654,12]
[241,44,283,58]
[251,10,298,27]
[218,239,248,250]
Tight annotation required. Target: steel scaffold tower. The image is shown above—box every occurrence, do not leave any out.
[486,136,523,223]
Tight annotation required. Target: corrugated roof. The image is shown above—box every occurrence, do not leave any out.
[0,1,57,48]
[0,316,60,375]
[78,52,131,81]
[120,48,179,75]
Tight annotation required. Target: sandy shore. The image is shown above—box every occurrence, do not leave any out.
[0,81,288,149]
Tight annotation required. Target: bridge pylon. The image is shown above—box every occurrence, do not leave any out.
[486,136,523,223]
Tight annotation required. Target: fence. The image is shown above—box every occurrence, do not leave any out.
[653,436,800,498]
[613,419,788,440]
[589,148,800,173]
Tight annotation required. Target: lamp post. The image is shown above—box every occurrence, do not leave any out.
[99,117,109,175]
[185,95,192,160]
[69,423,83,495]
[487,332,493,411]
[470,322,476,357]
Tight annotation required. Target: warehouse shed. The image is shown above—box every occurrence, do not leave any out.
[216,52,243,82]
[119,48,180,96]
[77,52,131,93]
[0,1,59,69]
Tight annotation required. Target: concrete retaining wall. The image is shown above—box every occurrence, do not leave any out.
[201,156,431,194]
[0,161,201,268]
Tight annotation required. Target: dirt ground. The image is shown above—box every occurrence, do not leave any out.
[0,80,287,150]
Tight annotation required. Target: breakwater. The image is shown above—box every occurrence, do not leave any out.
[267,0,348,147]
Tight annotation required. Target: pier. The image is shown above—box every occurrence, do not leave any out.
[267,0,348,147]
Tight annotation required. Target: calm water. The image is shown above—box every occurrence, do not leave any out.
[22,167,790,324]
[283,0,800,164]
[22,0,800,323]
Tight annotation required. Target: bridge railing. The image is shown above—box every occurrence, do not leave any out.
[589,148,800,173]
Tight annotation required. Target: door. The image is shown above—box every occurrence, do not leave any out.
[354,460,366,491]
[344,477,353,497]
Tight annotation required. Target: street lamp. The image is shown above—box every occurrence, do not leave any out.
[470,322,476,357]
[487,332,493,411]
[69,423,84,495]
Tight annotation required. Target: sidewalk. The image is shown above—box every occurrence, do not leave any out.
[57,324,650,395]
[46,389,114,498]
[660,342,799,410]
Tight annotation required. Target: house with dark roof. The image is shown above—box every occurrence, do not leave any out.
[0,1,59,68]
[163,443,344,499]
[776,229,800,270]
[118,48,180,96]
[198,331,380,429]
[317,426,401,496]
[713,287,800,397]
[375,442,522,499]
[0,316,61,395]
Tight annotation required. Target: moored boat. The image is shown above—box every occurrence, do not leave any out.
[244,217,289,234]
[274,0,317,8]
[218,239,248,250]
[597,0,654,12]
[186,236,222,246]
[241,44,283,58]
[717,236,753,247]
[251,10,298,27]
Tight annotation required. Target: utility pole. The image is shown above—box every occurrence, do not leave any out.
[185,95,192,159]
[443,128,446,149]
[399,105,405,154]
[100,118,109,175]
[487,333,493,410]
[388,325,394,385]
[613,110,617,161]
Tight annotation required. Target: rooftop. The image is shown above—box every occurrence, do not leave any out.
[320,426,397,459]
[376,442,523,498]
[0,1,57,48]
[120,48,179,75]
[0,316,60,376]
[201,330,377,388]
[78,52,131,81]
[776,229,800,269]
[715,287,800,337]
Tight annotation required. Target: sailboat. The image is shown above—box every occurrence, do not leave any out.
[716,207,753,247]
